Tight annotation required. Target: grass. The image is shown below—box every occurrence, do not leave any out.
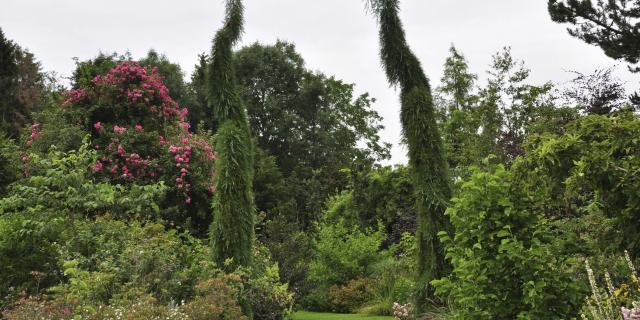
[292,311,394,320]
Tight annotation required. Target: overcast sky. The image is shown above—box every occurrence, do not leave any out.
[1,0,637,164]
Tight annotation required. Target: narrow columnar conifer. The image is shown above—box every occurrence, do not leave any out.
[207,0,255,269]
[366,0,452,313]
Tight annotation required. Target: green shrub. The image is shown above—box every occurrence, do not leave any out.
[0,139,260,318]
[432,164,581,319]
[0,213,64,308]
[308,220,385,286]
[0,140,168,305]
[2,289,243,320]
[359,233,416,316]
[27,105,85,154]
[304,220,385,311]
[514,112,640,256]
[0,139,167,219]
[2,242,246,319]
[51,217,215,307]
[89,295,189,320]
[247,243,294,320]
[260,215,314,300]
[325,166,416,244]
[0,134,20,196]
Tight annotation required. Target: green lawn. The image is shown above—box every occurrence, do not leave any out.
[292,311,394,320]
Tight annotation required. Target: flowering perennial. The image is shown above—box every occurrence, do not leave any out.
[392,302,412,320]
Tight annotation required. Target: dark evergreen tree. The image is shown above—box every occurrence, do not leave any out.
[0,28,19,138]
[548,0,640,71]
[366,0,452,312]
[0,28,45,139]
[71,52,122,88]
[438,45,477,114]
[207,0,255,269]
[139,49,189,105]
[188,54,215,132]
[548,0,640,108]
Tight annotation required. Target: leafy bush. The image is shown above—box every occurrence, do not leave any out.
[0,134,20,195]
[246,243,294,320]
[325,165,416,246]
[304,219,385,311]
[2,280,245,320]
[27,105,85,154]
[1,140,167,219]
[0,214,64,308]
[0,141,167,305]
[52,217,214,306]
[1,295,72,320]
[308,220,385,286]
[0,136,293,319]
[514,111,640,256]
[260,215,314,299]
[1,216,248,319]
[5,215,292,319]
[87,295,189,320]
[433,164,582,319]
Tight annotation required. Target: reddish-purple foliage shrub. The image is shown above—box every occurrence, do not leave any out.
[327,277,376,313]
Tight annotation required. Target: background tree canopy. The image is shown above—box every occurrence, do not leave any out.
[3,1,640,319]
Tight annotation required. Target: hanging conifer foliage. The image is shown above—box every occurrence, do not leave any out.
[366,0,452,313]
[207,0,255,268]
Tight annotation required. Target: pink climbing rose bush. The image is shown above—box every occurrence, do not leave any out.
[61,61,216,212]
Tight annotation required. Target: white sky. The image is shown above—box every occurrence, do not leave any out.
[2,0,638,164]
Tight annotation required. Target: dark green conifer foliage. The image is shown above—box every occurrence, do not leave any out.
[207,0,255,269]
[366,0,452,313]
[548,0,640,70]
[0,28,45,139]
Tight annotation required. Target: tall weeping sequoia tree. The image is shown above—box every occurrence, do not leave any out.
[366,0,452,312]
[207,0,255,268]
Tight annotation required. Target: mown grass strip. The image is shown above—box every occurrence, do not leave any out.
[292,311,394,320]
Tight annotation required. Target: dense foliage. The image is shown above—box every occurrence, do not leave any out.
[219,40,390,229]
[433,164,581,319]
[514,111,640,256]
[3,1,640,319]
